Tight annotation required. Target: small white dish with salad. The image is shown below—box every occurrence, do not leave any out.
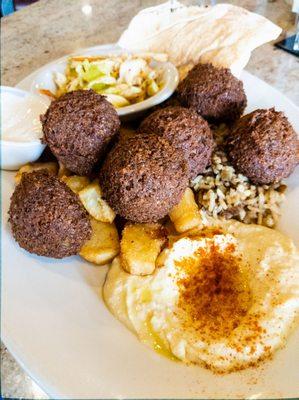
[17,44,179,120]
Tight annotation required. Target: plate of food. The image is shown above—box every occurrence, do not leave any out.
[2,2,299,399]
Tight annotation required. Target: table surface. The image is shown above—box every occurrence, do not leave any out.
[1,0,299,398]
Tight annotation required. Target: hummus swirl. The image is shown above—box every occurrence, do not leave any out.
[103,220,299,373]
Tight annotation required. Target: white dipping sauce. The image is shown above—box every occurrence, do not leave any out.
[1,89,49,142]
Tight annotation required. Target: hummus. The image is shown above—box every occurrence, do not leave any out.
[103,220,299,373]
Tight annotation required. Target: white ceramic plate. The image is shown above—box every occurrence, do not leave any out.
[16,44,179,120]
[1,53,299,399]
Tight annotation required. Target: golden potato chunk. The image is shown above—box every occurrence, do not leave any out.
[79,181,115,223]
[169,188,203,233]
[120,223,166,276]
[79,218,119,265]
[61,175,90,194]
[15,162,58,184]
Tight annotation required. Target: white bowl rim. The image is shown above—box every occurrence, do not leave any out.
[0,85,48,146]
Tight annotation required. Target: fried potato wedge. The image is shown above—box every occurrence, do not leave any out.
[120,223,166,276]
[79,218,119,265]
[169,188,203,233]
[61,175,90,193]
[15,162,58,184]
[79,181,116,223]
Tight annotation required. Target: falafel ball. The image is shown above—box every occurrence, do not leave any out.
[139,106,214,179]
[41,90,120,175]
[9,170,92,258]
[100,134,189,223]
[177,63,247,123]
[226,108,298,185]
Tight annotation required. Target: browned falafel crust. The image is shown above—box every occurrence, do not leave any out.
[177,63,247,123]
[41,90,120,175]
[9,170,92,258]
[139,106,214,179]
[226,108,298,185]
[100,134,189,223]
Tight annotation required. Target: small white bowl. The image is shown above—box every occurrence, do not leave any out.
[18,45,179,120]
[1,86,49,171]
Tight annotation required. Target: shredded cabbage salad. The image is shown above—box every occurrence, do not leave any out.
[51,53,166,108]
